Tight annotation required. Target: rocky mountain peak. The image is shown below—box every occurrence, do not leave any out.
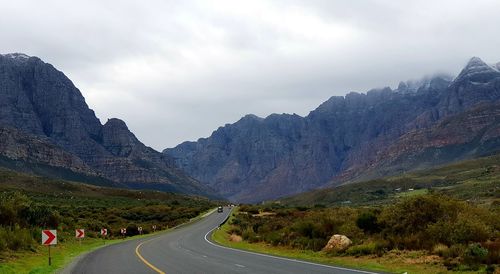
[104,118,129,130]
[241,114,263,121]
[102,118,140,157]
[396,75,452,94]
[1,53,31,62]
[454,56,500,83]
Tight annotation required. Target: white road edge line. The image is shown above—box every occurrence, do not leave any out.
[204,226,378,274]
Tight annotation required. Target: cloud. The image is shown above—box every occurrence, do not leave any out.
[1,0,500,149]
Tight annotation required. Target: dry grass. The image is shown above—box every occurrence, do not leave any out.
[229,234,243,242]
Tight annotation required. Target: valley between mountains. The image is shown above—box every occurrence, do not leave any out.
[1,53,499,203]
[0,53,499,273]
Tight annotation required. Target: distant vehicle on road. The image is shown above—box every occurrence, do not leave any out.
[217,206,223,213]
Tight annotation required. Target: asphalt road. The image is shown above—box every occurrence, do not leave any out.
[66,207,378,274]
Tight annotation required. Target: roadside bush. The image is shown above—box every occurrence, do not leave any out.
[432,243,449,257]
[239,205,259,214]
[291,236,326,251]
[485,265,496,274]
[345,241,387,256]
[0,226,34,252]
[338,222,364,243]
[276,209,292,217]
[427,211,492,246]
[464,243,488,266]
[356,211,380,234]
[264,231,283,246]
[228,227,242,235]
[292,221,316,238]
[446,244,466,258]
[379,194,496,250]
[346,243,370,256]
[230,217,241,225]
[242,228,258,243]
[482,240,500,264]
[0,192,31,227]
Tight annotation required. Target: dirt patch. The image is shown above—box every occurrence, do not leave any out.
[404,255,441,265]
[252,212,277,217]
[229,234,242,242]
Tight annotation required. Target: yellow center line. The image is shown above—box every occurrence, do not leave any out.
[135,239,166,274]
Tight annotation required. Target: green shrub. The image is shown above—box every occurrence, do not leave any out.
[230,217,241,225]
[464,243,488,265]
[292,221,316,238]
[0,226,34,252]
[338,222,364,242]
[242,228,258,243]
[345,241,387,256]
[291,236,326,251]
[432,243,449,257]
[427,212,492,246]
[356,211,380,234]
[264,231,283,246]
[446,244,466,258]
[228,227,242,235]
[379,194,496,250]
[485,265,496,274]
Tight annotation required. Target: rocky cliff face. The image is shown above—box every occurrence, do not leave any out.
[165,57,500,202]
[0,125,95,175]
[0,53,215,197]
[337,102,500,183]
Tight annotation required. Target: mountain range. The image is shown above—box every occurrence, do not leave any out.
[0,53,216,198]
[165,57,500,202]
[1,53,499,203]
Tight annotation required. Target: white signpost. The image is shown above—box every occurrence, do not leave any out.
[42,230,57,265]
[75,229,85,245]
[101,228,108,244]
[138,226,143,235]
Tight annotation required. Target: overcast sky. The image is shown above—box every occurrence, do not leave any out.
[1,0,500,150]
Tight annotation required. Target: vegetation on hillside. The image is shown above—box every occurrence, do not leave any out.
[281,154,500,207]
[0,168,219,260]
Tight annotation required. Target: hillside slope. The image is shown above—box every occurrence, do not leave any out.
[280,153,500,207]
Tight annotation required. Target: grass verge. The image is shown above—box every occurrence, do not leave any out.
[0,236,126,274]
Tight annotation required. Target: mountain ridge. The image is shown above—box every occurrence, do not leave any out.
[0,53,217,198]
[165,56,500,202]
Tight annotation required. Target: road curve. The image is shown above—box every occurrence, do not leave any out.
[67,207,378,274]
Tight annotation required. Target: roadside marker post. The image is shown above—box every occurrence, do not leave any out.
[75,229,85,245]
[42,230,57,265]
[101,228,108,244]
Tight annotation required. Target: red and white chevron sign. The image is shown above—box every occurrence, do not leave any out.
[75,229,85,239]
[101,228,108,236]
[42,230,57,245]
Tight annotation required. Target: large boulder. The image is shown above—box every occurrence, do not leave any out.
[323,234,352,252]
